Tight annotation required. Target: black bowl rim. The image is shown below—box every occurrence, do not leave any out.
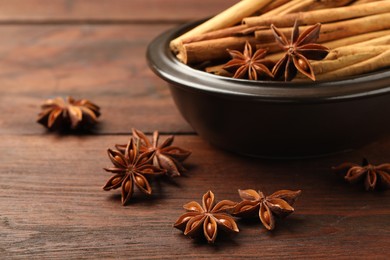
[147,20,390,102]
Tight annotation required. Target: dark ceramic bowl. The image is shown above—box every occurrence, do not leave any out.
[147,21,390,158]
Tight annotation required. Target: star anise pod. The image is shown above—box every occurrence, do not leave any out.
[333,159,390,191]
[223,41,274,80]
[174,190,239,244]
[103,138,165,205]
[115,128,191,177]
[271,21,329,81]
[233,189,301,230]
[37,96,100,130]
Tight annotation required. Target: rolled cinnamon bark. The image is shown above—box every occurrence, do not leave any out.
[254,13,390,43]
[170,0,273,52]
[182,25,267,45]
[316,49,390,81]
[244,1,390,27]
[325,30,390,49]
[259,0,353,18]
[311,46,390,75]
[351,0,384,5]
[352,34,390,46]
[176,36,256,64]
[258,0,291,15]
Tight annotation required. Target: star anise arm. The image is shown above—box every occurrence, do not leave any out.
[291,20,300,44]
[238,189,261,201]
[272,54,289,80]
[136,164,166,175]
[174,212,200,231]
[103,167,126,174]
[232,200,260,217]
[285,55,297,81]
[365,169,377,191]
[259,203,275,230]
[184,214,206,237]
[202,191,215,212]
[270,24,289,49]
[158,135,175,149]
[121,175,134,205]
[233,65,250,79]
[297,43,329,60]
[183,201,204,213]
[293,53,316,81]
[67,106,83,129]
[268,190,301,206]
[252,63,274,79]
[211,200,237,213]
[132,128,152,149]
[107,149,127,168]
[332,162,359,172]
[160,146,191,162]
[79,106,99,123]
[213,213,239,233]
[47,108,63,129]
[376,164,390,172]
[227,49,247,61]
[265,198,295,217]
[203,216,218,243]
[345,166,367,183]
[103,174,124,190]
[156,153,182,177]
[133,172,152,195]
[223,56,246,71]
[296,23,321,46]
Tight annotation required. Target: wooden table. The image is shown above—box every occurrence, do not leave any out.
[1,1,389,258]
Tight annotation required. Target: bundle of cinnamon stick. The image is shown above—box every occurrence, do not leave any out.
[170,0,390,81]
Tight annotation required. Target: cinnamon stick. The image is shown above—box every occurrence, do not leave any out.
[311,46,390,75]
[258,0,291,15]
[177,36,256,64]
[254,13,390,43]
[170,0,273,52]
[315,49,390,81]
[243,1,390,28]
[351,0,384,5]
[352,34,390,46]
[259,0,353,18]
[325,30,390,49]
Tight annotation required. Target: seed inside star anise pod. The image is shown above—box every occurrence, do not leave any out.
[115,128,191,177]
[37,96,100,131]
[333,158,390,191]
[233,189,301,230]
[103,138,166,205]
[174,190,238,244]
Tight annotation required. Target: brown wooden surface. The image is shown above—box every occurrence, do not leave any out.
[0,1,389,259]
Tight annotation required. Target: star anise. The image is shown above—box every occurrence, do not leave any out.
[115,128,191,177]
[271,21,329,81]
[233,189,301,230]
[333,159,390,191]
[37,96,100,130]
[174,190,239,244]
[103,138,165,205]
[223,41,274,80]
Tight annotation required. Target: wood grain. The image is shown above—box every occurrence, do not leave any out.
[0,24,192,134]
[1,1,389,259]
[0,135,389,258]
[0,0,238,23]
